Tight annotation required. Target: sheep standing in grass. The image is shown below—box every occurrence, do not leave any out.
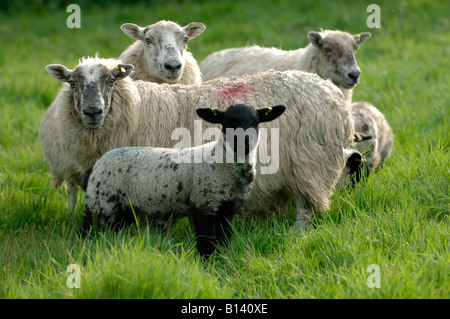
[81,104,286,257]
[128,70,354,228]
[120,20,205,84]
[200,29,370,102]
[351,101,394,173]
[42,56,353,228]
[39,56,140,212]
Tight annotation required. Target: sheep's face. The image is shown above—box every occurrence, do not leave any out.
[197,104,286,158]
[308,31,371,89]
[46,62,133,129]
[336,149,368,188]
[121,21,205,83]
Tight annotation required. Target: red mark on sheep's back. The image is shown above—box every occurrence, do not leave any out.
[219,82,252,103]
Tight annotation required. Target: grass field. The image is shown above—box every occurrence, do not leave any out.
[0,0,448,299]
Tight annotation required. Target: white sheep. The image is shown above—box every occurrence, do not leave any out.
[200,29,370,102]
[81,104,286,257]
[39,56,141,213]
[351,101,394,173]
[41,56,354,228]
[128,71,354,228]
[120,20,205,84]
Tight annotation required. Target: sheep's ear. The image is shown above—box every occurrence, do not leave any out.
[354,132,372,142]
[46,64,72,82]
[308,32,323,48]
[354,32,371,45]
[196,108,224,124]
[111,64,134,80]
[121,23,145,41]
[183,22,206,40]
[257,105,286,123]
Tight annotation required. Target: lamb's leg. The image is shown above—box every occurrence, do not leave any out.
[67,182,78,214]
[192,213,217,258]
[215,204,238,245]
[294,196,315,230]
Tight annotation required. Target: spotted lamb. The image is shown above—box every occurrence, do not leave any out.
[81,104,286,257]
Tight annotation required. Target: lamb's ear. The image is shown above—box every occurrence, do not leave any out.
[46,64,72,82]
[354,132,372,142]
[196,108,224,124]
[183,22,206,40]
[111,64,134,80]
[354,32,371,45]
[308,32,323,48]
[257,105,286,123]
[121,23,145,41]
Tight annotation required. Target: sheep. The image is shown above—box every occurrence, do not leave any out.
[128,70,354,228]
[350,101,394,173]
[200,29,371,102]
[39,56,141,213]
[119,20,205,84]
[81,103,286,257]
[41,56,354,228]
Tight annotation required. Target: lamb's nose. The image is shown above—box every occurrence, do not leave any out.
[164,62,182,72]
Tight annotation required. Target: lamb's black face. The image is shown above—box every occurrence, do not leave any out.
[222,104,260,156]
[196,103,286,157]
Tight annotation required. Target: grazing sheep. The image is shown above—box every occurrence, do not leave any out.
[120,20,205,84]
[351,101,394,173]
[39,56,141,213]
[81,104,286,257]
[200,29,370,102]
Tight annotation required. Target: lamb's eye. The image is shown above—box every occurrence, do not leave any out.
[145,38,151,45]
[324,47,332,54]
[183,36,189,44]
[108,78,115,86]
[69,80,76,88]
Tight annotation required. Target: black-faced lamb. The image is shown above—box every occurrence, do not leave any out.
[120,20,205,84]
[81,104,286,257]
[200,29,370,102]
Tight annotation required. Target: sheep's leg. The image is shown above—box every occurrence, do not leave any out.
[215,203,238,245]
[67,182,79,214]
[294,197,315,230]
[192,213,217,258]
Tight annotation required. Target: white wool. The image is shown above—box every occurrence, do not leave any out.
[129,70,354,228]
[200,30,370,103]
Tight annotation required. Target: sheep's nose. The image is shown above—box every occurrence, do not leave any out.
[164,62,182,72]
[348,70,361,82]
[83,107,103,116]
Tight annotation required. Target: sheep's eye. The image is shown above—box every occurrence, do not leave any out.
[324,47,332,54]
[108,78,115,86]
[145,38,151,45]
[69,80,76,88]
[183,36,189,44]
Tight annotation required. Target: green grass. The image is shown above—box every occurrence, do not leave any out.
[0,0,448,299]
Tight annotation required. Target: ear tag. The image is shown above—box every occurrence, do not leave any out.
[115,65,120,71]
[354,34,361,41]
[265,107,273,116]
[211,108,218,116]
